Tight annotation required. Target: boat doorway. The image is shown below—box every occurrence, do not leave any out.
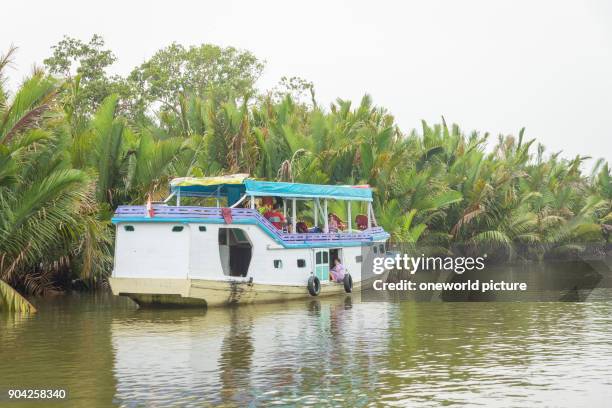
[329,248,344,281]
[218,228,252,277]
[314,249,343,281]
[329,248,343,267]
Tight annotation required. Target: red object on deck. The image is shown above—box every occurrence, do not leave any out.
[264,209,285,229]
[146,196,155,218]
[296,221,309,233]
[355,214,368,230]
[222,208,233,224]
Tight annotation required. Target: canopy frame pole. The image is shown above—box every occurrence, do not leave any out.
[316,198,325,225]
[163,191,176,203]
[283,199,287,219]
[324,199,329,233]
[314,198,318,227]
[370,203,378,227]
[292,198,297,233]
[177,189,181,206]
[347,201,352,232]
[230,194,247,208]
[367,203,373,228]
[250,195,255,209]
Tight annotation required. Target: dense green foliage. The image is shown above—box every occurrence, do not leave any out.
[1,36,610,300]
[0,49,112,297]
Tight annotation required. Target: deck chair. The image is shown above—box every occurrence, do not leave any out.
[355,214,369,230]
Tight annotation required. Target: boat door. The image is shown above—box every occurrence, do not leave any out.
[314,249,330,281]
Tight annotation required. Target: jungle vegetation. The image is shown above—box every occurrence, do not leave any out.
[1,35,610,306]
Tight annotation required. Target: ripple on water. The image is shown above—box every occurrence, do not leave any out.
[1,294,612,406]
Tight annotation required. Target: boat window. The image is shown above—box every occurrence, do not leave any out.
[316,252,322,264]
[274,260,283,269]
[232,229,249,243]
[297,259,306,268]
[172,226,184,232]
[199,226,207,232]
[323,252,329,264]
[355,255,362,263]
[373,245,378,254]
[124,225,134,232]
[379,244,385,253]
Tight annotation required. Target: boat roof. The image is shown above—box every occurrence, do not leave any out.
[170,174,373,202]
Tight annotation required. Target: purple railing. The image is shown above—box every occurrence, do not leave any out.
[114,205,387,243]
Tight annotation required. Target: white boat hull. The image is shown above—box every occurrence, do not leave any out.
[109,276,374,307]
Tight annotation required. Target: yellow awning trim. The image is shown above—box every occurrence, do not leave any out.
[170,174,250,187]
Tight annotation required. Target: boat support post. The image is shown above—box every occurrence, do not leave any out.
[347,200,352,231]
[292,198,297,233]
[324,199,329,233]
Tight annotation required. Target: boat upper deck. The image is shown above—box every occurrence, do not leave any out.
[113,205,389,248]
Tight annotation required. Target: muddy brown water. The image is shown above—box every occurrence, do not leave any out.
[2,290,612,407]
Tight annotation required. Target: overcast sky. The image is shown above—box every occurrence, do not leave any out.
[2,0,611,164]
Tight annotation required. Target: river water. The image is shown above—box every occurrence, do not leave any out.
[2,292,612,407]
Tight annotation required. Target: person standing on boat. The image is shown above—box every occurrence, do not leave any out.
[328,213,339,233]
[264,202,286,230]
[328,213,346,232]
[330,258,346,282]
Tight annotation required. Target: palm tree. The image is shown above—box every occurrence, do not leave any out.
[1,50,112,309]
[0,279,36,313]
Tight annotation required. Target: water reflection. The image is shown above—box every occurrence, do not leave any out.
[110,295,391,406]
[2,292,612,406]
[0,293,123,408]
[381,301,612,406]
